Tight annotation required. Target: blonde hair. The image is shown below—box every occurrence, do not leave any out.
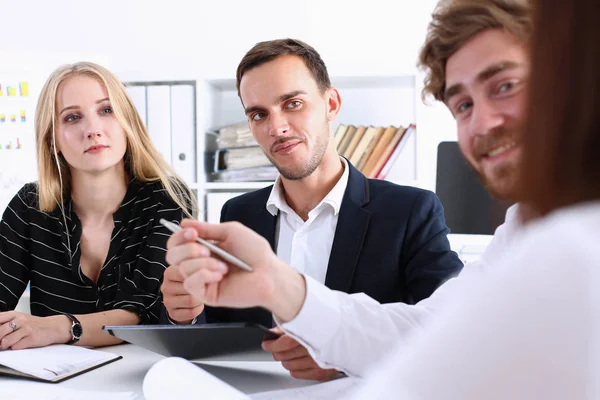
[418,0,533,102]
[35,61,197,220]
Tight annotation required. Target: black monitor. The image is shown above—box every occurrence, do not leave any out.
[435,141,513,235]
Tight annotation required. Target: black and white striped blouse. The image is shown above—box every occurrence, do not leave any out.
[0,179,186,324]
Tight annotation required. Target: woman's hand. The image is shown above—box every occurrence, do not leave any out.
[0,311,71,350]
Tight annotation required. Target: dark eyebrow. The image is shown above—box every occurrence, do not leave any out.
[443,61,521,103]
[244,90,307,116]
[276,90,306,104]
[59,97,110,116]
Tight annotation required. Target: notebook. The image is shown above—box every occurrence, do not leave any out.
[0,344,122,383]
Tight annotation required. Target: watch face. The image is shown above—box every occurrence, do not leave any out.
[72,323,83,339]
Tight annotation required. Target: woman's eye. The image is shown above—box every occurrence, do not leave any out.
[65,114,80,122]
[100,107,112,114]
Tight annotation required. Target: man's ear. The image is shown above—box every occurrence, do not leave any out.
[325,87,342,122]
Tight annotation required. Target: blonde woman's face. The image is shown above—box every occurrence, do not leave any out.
[55,75,127,175]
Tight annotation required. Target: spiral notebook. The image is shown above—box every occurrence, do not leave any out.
[0,344,121,383]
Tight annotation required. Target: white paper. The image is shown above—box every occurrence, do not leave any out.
[143,357,249,400]
[3,381,136,400]
[250,377,362,400]
[0,344,118,381]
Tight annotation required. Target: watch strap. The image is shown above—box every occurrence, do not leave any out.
[64,313,82,345]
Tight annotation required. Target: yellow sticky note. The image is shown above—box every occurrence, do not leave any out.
[20,82,29,97]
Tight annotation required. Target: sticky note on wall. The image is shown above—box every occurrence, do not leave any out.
[19,82,29,97]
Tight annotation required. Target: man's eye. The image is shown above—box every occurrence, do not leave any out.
[251,112,266,122]
[498,82,515,93]
[456,101,472,114]
[286,100,302,109]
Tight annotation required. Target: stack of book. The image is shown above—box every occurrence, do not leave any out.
[208,122,278,182]
[334,124,415,179]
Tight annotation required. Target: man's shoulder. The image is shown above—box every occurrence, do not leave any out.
[366,179,437,206]
[221,185,274,221]
[225,185,273,207]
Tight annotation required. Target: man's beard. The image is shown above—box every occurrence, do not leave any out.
[474,159,519,200]
[265,123,330,181]
[468,127,521,201]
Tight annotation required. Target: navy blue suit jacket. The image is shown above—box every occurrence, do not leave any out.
[201,162,463,327]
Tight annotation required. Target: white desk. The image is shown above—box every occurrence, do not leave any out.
[0,344,319,399]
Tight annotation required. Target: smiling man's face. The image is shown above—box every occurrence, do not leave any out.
[445,29,529,200]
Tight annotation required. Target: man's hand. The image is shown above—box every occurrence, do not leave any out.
[161,263,205,323]
[262,332,340,381]
[165,220,306,321]
[0,312,72,350]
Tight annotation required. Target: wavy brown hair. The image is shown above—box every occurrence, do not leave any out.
[418,0,533,102]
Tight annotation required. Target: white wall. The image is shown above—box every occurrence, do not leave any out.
[0,0,456,190]
[3,0,436,76]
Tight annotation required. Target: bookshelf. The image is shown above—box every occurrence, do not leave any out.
[196,73,420,220]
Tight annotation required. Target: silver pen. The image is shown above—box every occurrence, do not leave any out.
[159,218,253,272]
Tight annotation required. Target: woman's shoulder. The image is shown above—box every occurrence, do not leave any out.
[492,201,600,288]
[1,182,48,225]
[137,178,176,200]
[135,178,192,211]
[11,182,39,210]
[524,201,600,254]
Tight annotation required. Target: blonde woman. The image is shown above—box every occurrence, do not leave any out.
[0,62,195,350]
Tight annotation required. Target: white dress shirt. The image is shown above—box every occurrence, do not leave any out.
[348,201,600,400]
[279,205,521,377]
[266,158,349,284]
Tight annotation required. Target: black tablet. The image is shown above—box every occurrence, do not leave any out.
[103,323,280,361]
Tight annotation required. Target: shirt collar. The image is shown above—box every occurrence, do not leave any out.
[266,157,350,217]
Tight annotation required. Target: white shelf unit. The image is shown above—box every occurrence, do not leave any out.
[196,73,421,222]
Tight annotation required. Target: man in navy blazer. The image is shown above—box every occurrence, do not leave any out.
[162,38,462,381]
[207,161,462,326]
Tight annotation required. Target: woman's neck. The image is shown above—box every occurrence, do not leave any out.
[70,162,129,221]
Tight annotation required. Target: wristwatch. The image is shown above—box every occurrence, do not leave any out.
[64,313,83,345]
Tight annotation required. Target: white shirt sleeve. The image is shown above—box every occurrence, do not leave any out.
[348,205,599,400]
[279,206,521,377]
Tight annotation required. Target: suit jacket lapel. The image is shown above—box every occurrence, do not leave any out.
[252,209,278,252]
[325,162,371,292]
